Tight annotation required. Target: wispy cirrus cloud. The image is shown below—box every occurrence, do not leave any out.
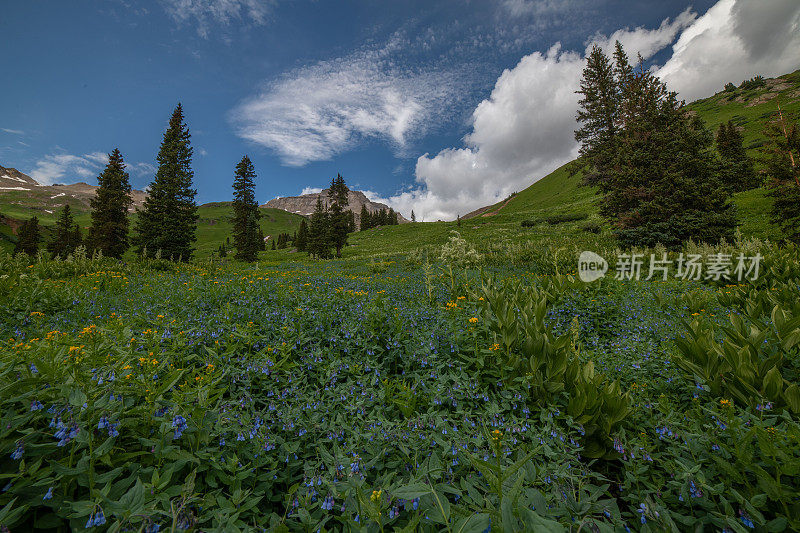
[231,37,471,167]
[1,128,25,135]
[30,151,154,185]
[159,0,275,38]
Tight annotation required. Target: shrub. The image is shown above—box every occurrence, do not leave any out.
[739,75,765,90]
[582,222,601,234]
[544,213,588,225]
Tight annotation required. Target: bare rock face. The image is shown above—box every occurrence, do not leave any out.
[262,188,407,226]
[0,162,147,213]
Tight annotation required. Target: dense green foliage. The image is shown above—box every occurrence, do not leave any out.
[47,205,82,259]
[87,149,133,259]
[231,156,261,263]
[764,111,800,243]
[2,238,800,531]
[133,103,198,261]
[304,175,359,259]
[295,220,309,252]
[575,42,736,248]
[308,197,333,259]
[716,121,758,192]
[12,216,41,257]
[360,207,399,231]
[328,175,350,258]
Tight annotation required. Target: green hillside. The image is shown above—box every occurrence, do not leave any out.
[193,203,306,257]
[460,70,800,239]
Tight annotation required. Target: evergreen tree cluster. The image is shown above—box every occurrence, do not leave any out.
[575,41,737,247]
[304,174,355,259]
[275,232,293,249]
[359,206,398,231]
[47,204,83,258]
[12,104,197,262]
[715,121,759,192]
[13,216,41,257]
[739,75,766,90]
[295,220,309,252]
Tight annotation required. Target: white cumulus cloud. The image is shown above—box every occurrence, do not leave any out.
[299,187,322,196]
[231,40,468,167]
[656,0,800,101]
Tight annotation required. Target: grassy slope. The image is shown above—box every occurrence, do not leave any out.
[193,204,305,258]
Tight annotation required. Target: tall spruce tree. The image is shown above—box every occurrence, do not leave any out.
[88,149,133,258]
[575,43,736,247]
[133,103,198,260]
[295,219,309,251]
[716,121,758,192]
[48,204,82,258]
[574,44,620,186]
[308,197,332,259]
[71,224,83,251]
[360,206,371,231]
[14,216,41,257]
[328,174,350,258]
[231,155,261,262]
[765,108,800,243]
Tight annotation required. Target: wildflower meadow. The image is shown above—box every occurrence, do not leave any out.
[1,242,799,532]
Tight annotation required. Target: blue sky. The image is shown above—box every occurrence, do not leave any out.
[1,0,798,219]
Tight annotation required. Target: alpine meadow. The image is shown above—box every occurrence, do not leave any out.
[1,1,800,532]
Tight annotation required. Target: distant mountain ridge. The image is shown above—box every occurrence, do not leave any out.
[0,163,147,215]
[263,188,408,226]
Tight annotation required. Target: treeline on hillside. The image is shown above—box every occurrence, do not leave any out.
[574,42,799,246]
[359,206,398,230]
